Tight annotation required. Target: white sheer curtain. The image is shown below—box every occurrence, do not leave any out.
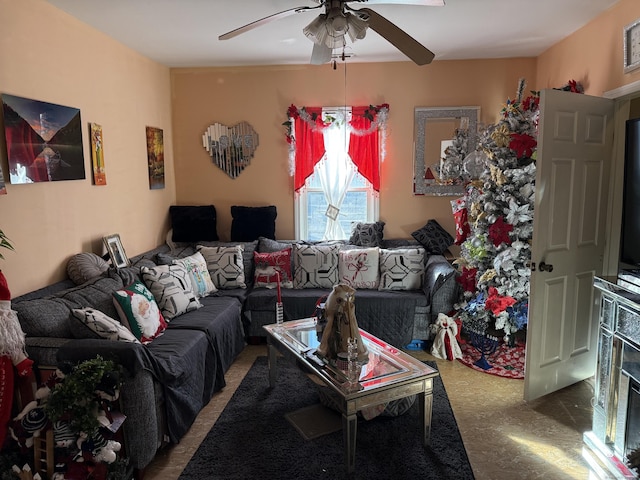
[317,114,355,240]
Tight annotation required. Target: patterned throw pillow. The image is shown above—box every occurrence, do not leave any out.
[197,245,247,289]
[293,244,340,289]
[253,248,293,288]
[338,248,380,289]
[378,247,426,291]
[173,251,217,298]
[112,281,167,344]
[72,308,140,343]
[349,221,385,247]
[141,264,201,320]
[411,220,454,255]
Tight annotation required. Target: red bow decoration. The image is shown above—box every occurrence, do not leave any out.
[509,133,537,159]
[488,216,513,247]
[485,287,516,315]
[456,266,478,293]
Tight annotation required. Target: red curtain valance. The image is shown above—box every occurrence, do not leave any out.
[286,104,388,192]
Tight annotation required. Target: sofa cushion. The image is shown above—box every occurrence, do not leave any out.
[67,253,110,285]
[411,219,454,255]
[172,252,217,298]
[230,205,277,241]
[253,248,293,289]
[169,205,218,242]
[378,247,425,291]
[72,308,140,343]
[141,265,201,320]
[338,247,380,289]
[14,297,77,338]
[112,280,167,344]
[197,245,247,289]
[349,221,385,247]
[293,243,339,289]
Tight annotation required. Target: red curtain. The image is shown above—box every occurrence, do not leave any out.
[293,107,326,191]
[349,107,380,192]
[292,105,383,192]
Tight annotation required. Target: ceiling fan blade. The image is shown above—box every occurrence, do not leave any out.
[352,0,444,5]
[219,5,320,40]
[354,7,435,65]
[310,43,333,65]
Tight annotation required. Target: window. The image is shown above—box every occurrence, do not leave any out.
[294,107,379,241]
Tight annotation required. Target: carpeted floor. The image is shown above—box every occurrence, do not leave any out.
[179,356,474,480]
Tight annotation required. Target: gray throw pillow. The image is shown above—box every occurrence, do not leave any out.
[67,252,109,285]
[349,221,385,247]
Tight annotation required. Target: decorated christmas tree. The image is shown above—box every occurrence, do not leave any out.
[450,79,540,344]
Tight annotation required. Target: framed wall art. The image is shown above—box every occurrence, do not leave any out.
[89,123,107,185]
[1,94,85,183]
[103,233,130,269]
[146,126,165,190]
[413,106,480,196]
[624,18,640,73]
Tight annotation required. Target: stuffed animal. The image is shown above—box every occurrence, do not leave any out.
[316,284,368,364]
[430,313,463,361]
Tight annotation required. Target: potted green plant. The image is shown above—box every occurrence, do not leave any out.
[0,229,13,261]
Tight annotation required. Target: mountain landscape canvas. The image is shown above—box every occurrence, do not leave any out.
[1,94,85,183]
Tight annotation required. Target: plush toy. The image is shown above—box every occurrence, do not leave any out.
[430,313,463,361]
[0,271,34,449]
[316,284,368,364]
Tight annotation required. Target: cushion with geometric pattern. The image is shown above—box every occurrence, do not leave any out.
[411,220,453,255]
[293,243,339,289]
[378,247,426,291]
[72,308,140,343]
[197,244,247,289]
[349,221,385,247]
[141,264,201,320]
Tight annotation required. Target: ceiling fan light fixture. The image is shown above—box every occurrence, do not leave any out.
[303,14,327,44]
[346,13,368,42]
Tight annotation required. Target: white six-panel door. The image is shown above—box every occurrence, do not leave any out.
[524,89,614,402]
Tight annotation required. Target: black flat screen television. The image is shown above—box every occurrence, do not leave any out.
[621,117,640,272]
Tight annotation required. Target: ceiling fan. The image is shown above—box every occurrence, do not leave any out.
[219,0,444,66]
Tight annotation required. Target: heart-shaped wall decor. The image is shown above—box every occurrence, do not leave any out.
[202,121,259,179]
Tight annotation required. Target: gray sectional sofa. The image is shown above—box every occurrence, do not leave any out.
[11,236,458,475]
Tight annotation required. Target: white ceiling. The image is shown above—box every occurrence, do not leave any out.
[45,0,620,67]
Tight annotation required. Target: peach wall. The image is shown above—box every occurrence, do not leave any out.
[0,0,175,296]
[537,0,640,95]
[171,59,536,243]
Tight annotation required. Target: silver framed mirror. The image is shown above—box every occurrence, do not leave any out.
[413,106,480,196]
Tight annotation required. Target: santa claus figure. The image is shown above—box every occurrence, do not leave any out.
[0,271,34,449]
[430,313,463,361]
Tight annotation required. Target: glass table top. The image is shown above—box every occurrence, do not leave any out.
[264,317,438,395]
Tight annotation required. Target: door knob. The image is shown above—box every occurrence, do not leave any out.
[539,261,554,272]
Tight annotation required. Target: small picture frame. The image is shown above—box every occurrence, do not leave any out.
[103,234,130,269]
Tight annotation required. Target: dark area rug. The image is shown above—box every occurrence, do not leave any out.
[179,356,474,480]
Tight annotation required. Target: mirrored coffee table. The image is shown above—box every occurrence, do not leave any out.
[264,317,439,473]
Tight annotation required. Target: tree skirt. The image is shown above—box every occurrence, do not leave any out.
[458,341,525,379]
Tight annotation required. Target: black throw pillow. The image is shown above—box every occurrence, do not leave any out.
[411,219,454,255]
[231,205,277,242]
[169,205,219,242]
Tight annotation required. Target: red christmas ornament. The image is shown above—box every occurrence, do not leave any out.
[485,287,517,315]
[509,133,537,159]
[456,266,478,293]
[488,216,513,247]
